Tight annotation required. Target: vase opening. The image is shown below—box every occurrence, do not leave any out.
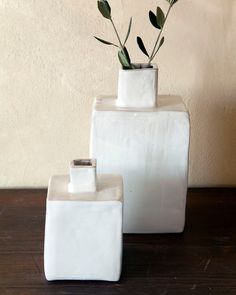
[132,63,154,69]
[71,159,96,168]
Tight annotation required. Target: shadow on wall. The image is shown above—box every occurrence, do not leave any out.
[189,0,236,186]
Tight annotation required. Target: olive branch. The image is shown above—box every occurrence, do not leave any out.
[95,0,179,69]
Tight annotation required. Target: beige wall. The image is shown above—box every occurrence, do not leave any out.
[0,0,235,187]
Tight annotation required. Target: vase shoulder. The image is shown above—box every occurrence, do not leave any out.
[93,95,188,113]
[48,174,123,202]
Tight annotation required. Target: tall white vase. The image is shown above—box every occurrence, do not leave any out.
[90,95,190,234]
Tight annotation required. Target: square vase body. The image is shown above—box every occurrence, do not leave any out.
[90,95,190,233]
[117,64,158,108]
[44,174,123,281]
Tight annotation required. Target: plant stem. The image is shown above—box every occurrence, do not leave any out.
[148,4,172,65]
[110,17,133,68]
[110,18,124,49]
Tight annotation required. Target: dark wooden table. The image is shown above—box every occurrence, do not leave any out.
[0,188,236,294]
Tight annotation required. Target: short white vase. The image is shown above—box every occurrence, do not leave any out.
[117,64,158,108]
[44,159,123,281]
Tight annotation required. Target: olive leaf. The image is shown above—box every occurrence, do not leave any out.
[118,50,131,68]
[156,7,165,29]
[137,37,149,57]
[123,47,131,65]
[166,0,178,6]
[97,0,111,19]
[123,18,132,46]
[157,36,165,52]
[171,0,179,5]
[94,36,119,47]
[149,11,161,29]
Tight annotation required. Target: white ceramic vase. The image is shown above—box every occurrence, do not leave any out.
[90,96,190,234]
[44,159,123,281]
[117,64,158,108]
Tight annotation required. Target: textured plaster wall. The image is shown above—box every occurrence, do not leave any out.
[0,0,235,187]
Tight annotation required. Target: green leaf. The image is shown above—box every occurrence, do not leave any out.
[149,11,161,29]
[157,36,165,52]
[123,18,132,46]
[152,36,165,61]
[118,50,131,68]
[156,7,165,29]
[123,47,131,65]
[165,0,178,6]
[137,37,149,57]
[94,36,119,47]
[97,0,111,19]
[171,0,179,5]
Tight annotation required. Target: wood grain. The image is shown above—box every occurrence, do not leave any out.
[0,188,235,294]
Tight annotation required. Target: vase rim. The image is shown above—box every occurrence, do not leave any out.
[70,159,97,168]
[120,63,158,71]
